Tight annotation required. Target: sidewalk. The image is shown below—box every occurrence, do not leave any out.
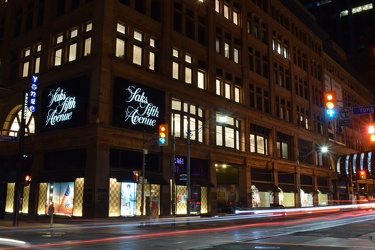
[0,215,145,229]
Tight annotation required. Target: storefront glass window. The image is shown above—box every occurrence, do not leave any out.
[46,182,74,216]
[121,182,137,216]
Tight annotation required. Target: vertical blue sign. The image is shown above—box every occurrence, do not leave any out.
[29,75,38,112]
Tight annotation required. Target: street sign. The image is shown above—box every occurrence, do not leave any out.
[0,135,18,142]
[352,106,375,115]
[339,107,352,120]
[179,174,187,181]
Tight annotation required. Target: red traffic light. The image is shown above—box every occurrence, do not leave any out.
[369,125,375,134]
[132,170,139,182]
[323,91,337,109]
[359,170,366,179]
[158,124,169,146]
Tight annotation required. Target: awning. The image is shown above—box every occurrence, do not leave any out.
[145,173,169,185]
[110,170,169,185]
[33,170,84,182]
[318,187,332,194]
[301,186,319,194]
[110,171,134,182]
[278,184,298,193]
[175,177,214,187]
[252,182,279,192]
[337,151,373,178]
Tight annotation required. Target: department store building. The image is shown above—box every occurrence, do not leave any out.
[0,0,373,219]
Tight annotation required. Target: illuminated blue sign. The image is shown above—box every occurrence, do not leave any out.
[29,75,38,112]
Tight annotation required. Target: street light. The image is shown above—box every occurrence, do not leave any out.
[186,110,227,217]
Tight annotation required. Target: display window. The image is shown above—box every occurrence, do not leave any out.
[120,182,137,216]
[46,182,74,216]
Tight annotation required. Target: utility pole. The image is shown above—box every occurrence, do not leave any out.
[186,111,191,218]
[141,131,147,218]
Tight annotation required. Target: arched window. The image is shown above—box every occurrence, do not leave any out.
[3,106,35,137]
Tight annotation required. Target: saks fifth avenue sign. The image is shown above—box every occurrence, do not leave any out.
[113,77,165,132]
[124,85,159,127]
[40,76,88,132]
[45,87,76,126]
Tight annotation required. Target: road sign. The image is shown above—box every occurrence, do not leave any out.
[352,106,375,115]
[0,135,18,142]
[339,107,352,119]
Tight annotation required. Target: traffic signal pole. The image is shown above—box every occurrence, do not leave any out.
[13,92,28,227]
[141,131,146,219]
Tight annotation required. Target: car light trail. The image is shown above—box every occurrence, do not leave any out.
[235,203,375,216]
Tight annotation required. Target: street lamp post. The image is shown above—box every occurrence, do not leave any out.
[140,131,147,218]
[349,164,355,205]
[186,112,191,218]
[296,154,301,208]
[185,110,227,218]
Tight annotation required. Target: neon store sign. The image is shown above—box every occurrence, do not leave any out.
[29,75,38,113]
[124,85,160,127]
[45,87,77,126]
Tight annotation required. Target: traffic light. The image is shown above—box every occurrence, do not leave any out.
[23,175,31,186]
[369,125,375,142]
[132,170,139,182]
[158,124,169,146]
[359,170,366,180]
[323,91,337,118]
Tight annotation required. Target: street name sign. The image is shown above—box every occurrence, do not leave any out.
[352,106,375,115]
[0,135,18,142]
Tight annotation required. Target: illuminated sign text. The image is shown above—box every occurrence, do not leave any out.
[45,87,77,126]
[124,85,160,127]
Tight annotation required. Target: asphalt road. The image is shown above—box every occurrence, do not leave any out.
[2,208,375,249]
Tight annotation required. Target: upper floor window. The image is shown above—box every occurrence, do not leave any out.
[174,3,207,45]
[250,124,269,155]
[272,32,289,59]
[296,106,310,129]
[273,62,290,90]
[216,78,241,103]
[172,48,206,89]
[171,99,204,143]
[275,96,291,122]
[216,115,240,150]
[20,42,41,78]
[293,46,308,71]
[298,139,313,164]
[248,47,269,78]
[247,13,267,44]
[216,27,241,64]
[277,132,292,160]
[295,75,309,100]
[215,0,241,26]
[115,22,160,71]
[249,84,270,113]
[314,114,324,135]
[311,59,321,80]
[52,21,92,67]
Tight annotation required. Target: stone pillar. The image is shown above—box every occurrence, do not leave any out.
[83,143,110,218]
[209,159,218,216]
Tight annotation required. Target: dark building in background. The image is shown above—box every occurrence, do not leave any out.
[299,0,375,91]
